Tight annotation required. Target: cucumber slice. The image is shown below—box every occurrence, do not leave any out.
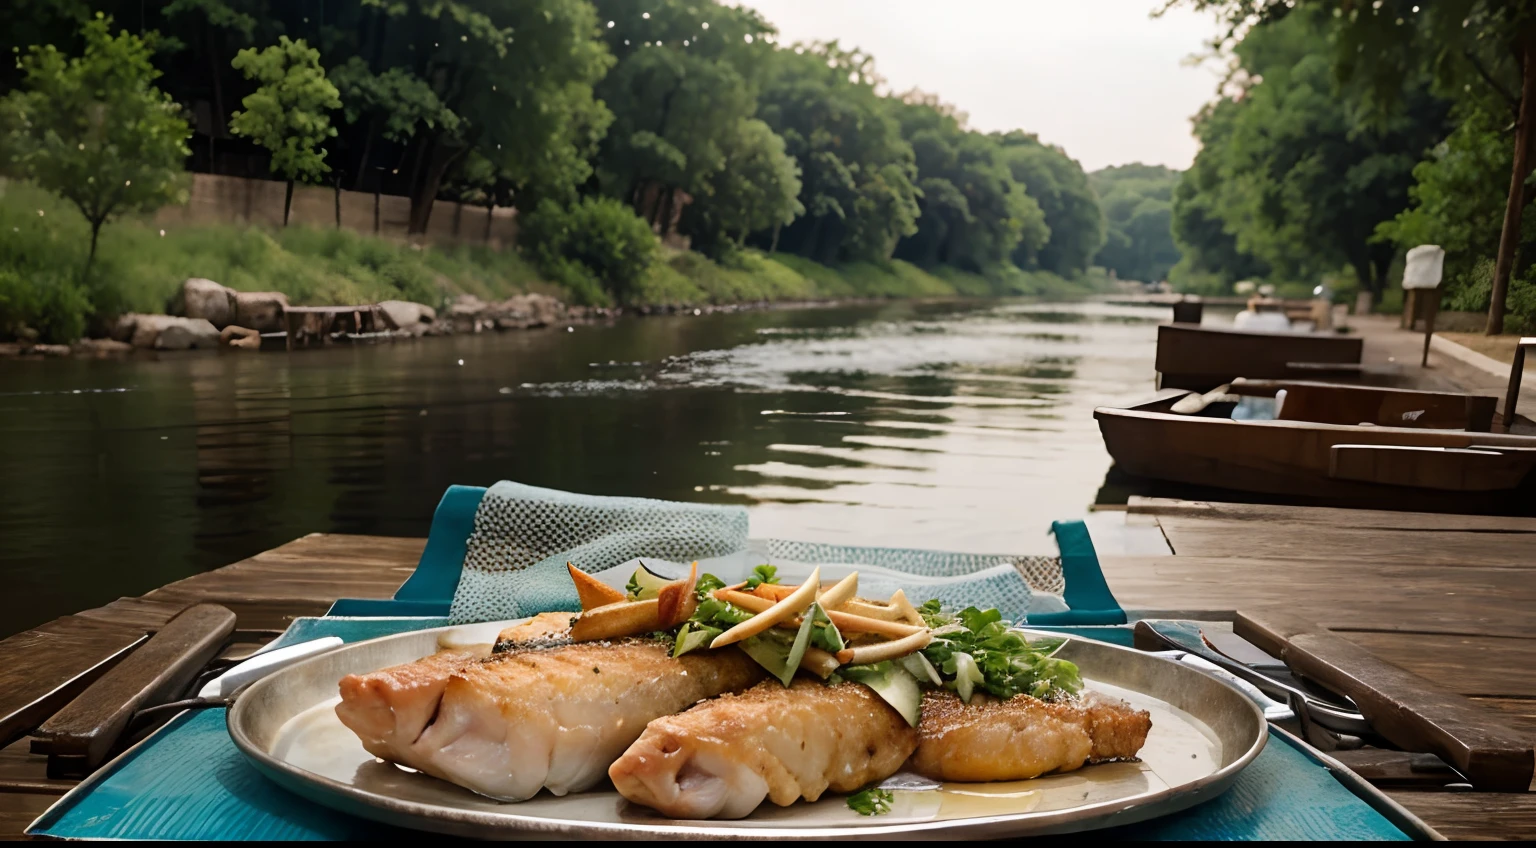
[951,651,983,704]
[842,664,922,727]
[898,651,942,686]
[672,622,721,658]
[740,612,816,686]
[625,562,673,600]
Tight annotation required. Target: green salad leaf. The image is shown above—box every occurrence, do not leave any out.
[695,572,726,598]
[807,602,844,652]
[847,787,894,816]
[919,602,1082,702]
[744,564,780,590]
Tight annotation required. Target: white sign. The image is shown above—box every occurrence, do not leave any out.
[1402,244,1445,290]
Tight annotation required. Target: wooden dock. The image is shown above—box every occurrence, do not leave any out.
[0,501,1531,839]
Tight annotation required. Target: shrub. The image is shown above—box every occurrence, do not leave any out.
[0,268,89,343]
[520,197,658,303]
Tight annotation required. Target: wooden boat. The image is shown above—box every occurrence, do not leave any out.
[1095,380,1536,512]
[1156,323,1365,392]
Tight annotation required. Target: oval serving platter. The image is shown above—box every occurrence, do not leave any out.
[228,621,1266,840]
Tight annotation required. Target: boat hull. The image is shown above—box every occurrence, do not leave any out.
[1156,324,1364,392]
[1095,406,1536,512]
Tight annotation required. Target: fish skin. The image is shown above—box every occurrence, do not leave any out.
[910,689,1151,782]
[335,640,764,801]
[610,679,918,820]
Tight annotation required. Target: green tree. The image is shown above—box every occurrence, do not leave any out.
[994,132,1104,276]
[1174,9,1449,297]
[328,0,613,233]
[1166,0,1536,331]
[890,92,1047,273]
[1170,102,1271,291]
[682,118,803,257]
[592,0,773,234]
[757,42,920,263]
[1090,164,1183,284]
[0,13,191,268]
[229,36,340,225]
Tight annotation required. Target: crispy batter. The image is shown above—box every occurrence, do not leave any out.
[336,640,763,801]
[910,690,1151,782]
[610,679,917,819]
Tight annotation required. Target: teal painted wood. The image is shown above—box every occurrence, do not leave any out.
[30,617,1412,841]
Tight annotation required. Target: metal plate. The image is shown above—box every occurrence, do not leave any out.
[228,622,1266,840]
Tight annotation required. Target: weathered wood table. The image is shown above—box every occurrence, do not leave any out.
[0,500,1532,840]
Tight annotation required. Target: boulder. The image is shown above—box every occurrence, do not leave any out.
[180,278,238,328]
[447,294,492,333]
[234,291,290,332]
[71,338,133,358]
[125,314,219,350]
[30,343,72,357]
[489,293,565,330]
[377,300,436,336]
[220,325,261,350]
[109,314,140,343]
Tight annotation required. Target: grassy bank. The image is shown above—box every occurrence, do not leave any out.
[1,181,1112,342]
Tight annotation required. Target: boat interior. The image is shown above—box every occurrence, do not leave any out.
[1133,380,1499,433]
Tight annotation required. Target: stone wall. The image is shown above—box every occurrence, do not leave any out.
[152,173,518,248]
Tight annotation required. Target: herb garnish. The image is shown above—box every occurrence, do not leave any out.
[847,787,894,816]
[744,564,780,590]
[919,601,1082,701]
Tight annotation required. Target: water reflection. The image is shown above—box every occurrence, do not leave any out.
[0,299,1163,637]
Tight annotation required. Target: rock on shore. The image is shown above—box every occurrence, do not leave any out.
[111,314,221,350]
[175,278,289,332]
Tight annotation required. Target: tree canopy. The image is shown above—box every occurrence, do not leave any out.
[1165,0,1536,330]
[1090,164,1182,284]
[2,0,1119,307]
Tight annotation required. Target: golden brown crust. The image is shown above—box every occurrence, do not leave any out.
[911,690,1151,782]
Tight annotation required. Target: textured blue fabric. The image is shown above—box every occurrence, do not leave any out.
[31,617,1415,841]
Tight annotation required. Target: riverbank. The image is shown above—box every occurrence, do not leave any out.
[0,181,1112,348]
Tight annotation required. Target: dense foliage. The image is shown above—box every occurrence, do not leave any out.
[1090,164,1182,284]
[1166,0,1536,331]
[0,0,1116,343]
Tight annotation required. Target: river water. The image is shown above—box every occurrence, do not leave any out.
[0,299,1165,637]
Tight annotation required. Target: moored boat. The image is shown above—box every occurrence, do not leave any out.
[1095,380,1536,513]
[1156,323,1366,392]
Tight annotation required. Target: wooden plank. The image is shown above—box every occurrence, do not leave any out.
[0,618,145,751]
[0,534,419,766]
[0,741,73,795]
[1153,516,1536,563]
[0,792,56,840]
[1235,609,1534,792]
[1127,497,1536,533]
[1103,556,1536,640]
[33,605,236,778]
[1342,633,1536,699]
[1386,791,1536,841]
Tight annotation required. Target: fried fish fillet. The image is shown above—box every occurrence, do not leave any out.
[610,679,918,819]
[335,640,764,801]
[910,689,1151,782]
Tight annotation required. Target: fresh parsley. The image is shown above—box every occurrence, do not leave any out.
[744,564,780,590]
[624,571,643,600]
[847,787,894,816]
[919,603,1082,702]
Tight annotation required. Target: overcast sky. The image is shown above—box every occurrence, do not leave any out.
[735,0,1226,173]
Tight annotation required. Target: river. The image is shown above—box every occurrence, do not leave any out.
[0,299,1166,637]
